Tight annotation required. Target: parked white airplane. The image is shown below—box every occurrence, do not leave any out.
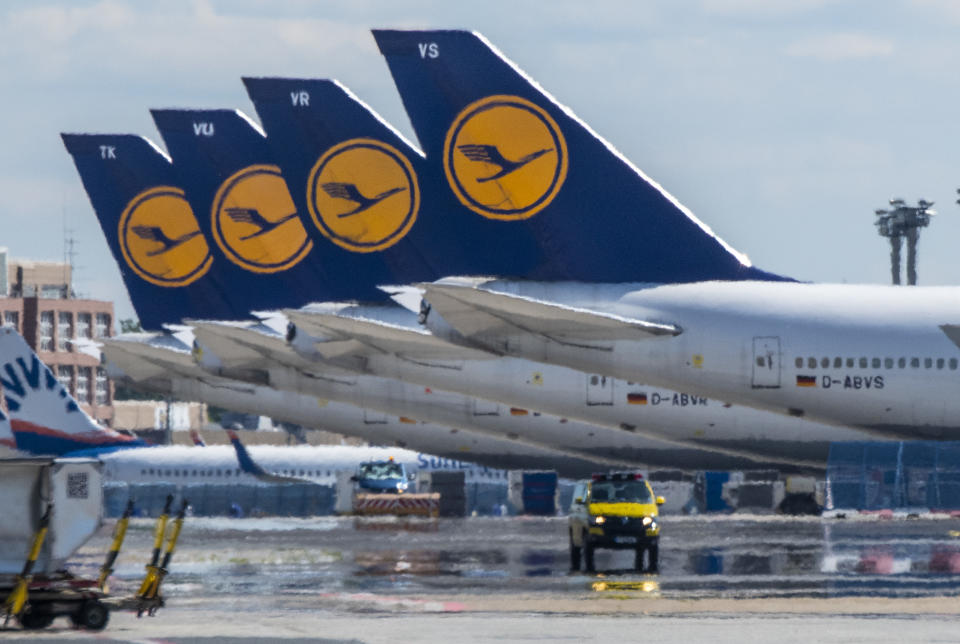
[281,302,882,467]
[372,29,960,440]
[100,331,608,477]
[99,432,505,488]
[181,320,778,471]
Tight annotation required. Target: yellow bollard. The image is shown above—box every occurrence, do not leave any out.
[3,504,52,624]
[98,499,135,592]
[139,498,188,616]
[136,495,173,598]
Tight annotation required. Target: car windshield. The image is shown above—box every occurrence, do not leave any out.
[590,480,652,503]
[358,462,404,480]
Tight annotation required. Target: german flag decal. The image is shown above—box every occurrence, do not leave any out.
[796,375,817,387]
[627,393,648,405]
[510,408,529,416]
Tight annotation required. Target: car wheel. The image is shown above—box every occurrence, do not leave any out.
[71,600,109,631]
[646,542,659,573]
[19,610,54,630]
[569,533,582,571]
[584,539,596,572]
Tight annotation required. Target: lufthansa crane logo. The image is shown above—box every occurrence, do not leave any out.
[118,186,212,287]
[444,95,568,221]
[307,138,419,253]
[210,164,313,273]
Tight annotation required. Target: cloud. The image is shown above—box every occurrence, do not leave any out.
[785,33,895,61]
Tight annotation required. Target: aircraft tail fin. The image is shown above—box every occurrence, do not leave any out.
[226,429,305,484]
[373,30,791,284]
[189,429,206,447]
[61,133,238,330]
[0,327,147,455]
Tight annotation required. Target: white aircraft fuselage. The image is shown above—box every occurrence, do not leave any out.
[427,281,960,439]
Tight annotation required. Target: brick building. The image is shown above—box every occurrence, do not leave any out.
[0,252,115,426]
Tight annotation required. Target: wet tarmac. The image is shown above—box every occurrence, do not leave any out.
[10,514,960,641]
[62,513,960,603]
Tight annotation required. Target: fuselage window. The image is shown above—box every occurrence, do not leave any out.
[898,358,906,368]
[884,358,893,369]
[938,358,945,369]
[950,359,958,370]
[911,357,920,368]
[859,357,867,368]
[833,357,842,368]
[872,358,881,369]
[141,469,146,476]
[807,357,816,369]
[846,358,854,368]
[820,357,830,368]
[924,358,933,369]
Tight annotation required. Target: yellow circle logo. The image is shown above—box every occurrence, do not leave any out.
[210,164,313,273]
[444,95,568,221]
[118,186,212,287]
[307,138,419,253]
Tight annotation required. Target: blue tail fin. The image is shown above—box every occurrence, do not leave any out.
[372,30,789,284]
[244,76,544,280]
[150,108,410,308]
[0,326,147,455]
[226,429,302,483]
[61,133,242,329]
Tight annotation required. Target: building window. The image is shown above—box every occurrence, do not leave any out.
[40,284,63,299]
[95,367,109,405]
[77,313,92,339]
[57,312,73,351]
[39,311,54,351]
[57,365,73,395]
[95,313,111,338]
[76,367,91,404]
[3,311,18,331]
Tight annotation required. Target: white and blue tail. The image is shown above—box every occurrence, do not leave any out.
[0,327,147,455]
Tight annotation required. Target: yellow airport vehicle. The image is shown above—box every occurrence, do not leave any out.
[569,473,665,573]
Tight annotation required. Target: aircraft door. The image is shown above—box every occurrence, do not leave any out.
[752,336,781,388]
[586,374,614,405]
[472,398,500,416]
[363,408,388,424]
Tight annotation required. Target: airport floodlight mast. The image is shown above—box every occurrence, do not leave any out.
[873,198,934,285]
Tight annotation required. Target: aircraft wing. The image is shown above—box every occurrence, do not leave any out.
[190,321,315,371]
[285,309,493,362]
[101,337,201,381]
[421,283,680,349]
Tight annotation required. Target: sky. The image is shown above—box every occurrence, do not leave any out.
[2,0,959,323]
